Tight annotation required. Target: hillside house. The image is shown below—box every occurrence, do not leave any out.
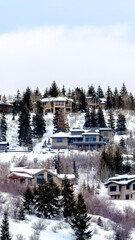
[41,96,73,114]
[86,96,106,110]
[105,174,135,200]
[51,127,114,150]
[8,167,75,189]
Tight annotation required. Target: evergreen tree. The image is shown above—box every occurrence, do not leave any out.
[32,101,46,139]
[53,109,69,133]
[96,85,104,98]
[34,179,60,218]
[70,193,92,240]
[23,187,34,214]
[113,147,123,174]
[43,88,49,98]
[49,81,59,97]
[90,107,97,127]
[116,113,126,134]
[73,160,78,184]
[96,107,106,127]
[22,87,32,112]
[18,105,32,147]
[107,110,115,130]
[87,85,96,97]
[61,177,75,220]
[73,88,87,112]
[0,114,7,141]
[83,110,91,129]
[13,90,22,114]
[0,212,11,240]
[61,85,66,96]
[105,87,113,109]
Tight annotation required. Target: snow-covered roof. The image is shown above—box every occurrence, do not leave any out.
[99,128,113,131]
[82,132,100,136]
[51,132,71,138]
[108,174,135,181]
[100,98,106,103]
[70,128,84,132]
[41,97,73,103]
[8,172,33,179]
[105,174,135,187]
[57,174,75,180]
[10,167,45,175]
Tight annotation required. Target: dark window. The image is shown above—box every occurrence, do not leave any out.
[86,137,96,142]
[131,194,132,198]
[110,186,116,192]
[47,173,53,183]
[119,186,121,191]
[133,184,135,190]
[20,179,25,184]
[57,138,63,143]
[126,185,130,190]
[126,194,129,200]
[104,132,108,136]
[37,174,44,183]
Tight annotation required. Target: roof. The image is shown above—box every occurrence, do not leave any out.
[99,128,113,131]
[8,172,33,179]
[105,174,135,187]
[41,97,73,103]
[10,167,45,176]
[82,132,100,136]
[51,132,70,138]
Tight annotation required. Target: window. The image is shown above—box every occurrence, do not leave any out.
[133,184,135,190]
[47,173,53,183]
[20,179,25,184]
[37,174,44,183]
[86,137,96,142]
[104,132,108,136]
[126,194,129,200]
[119,186,121,191]
[55,101,64,106]
[28,179,32,185]
[103,139,109,143]
[57,138,63,143]
[110,186,116,192]
[126,185,130,190]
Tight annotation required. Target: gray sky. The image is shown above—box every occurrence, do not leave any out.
[1,1,135,95]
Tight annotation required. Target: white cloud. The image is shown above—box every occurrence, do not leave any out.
[0,24,135,95]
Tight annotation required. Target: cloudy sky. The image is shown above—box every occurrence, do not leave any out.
[1,0,135,95]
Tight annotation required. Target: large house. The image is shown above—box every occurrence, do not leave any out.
[8,167,75,189]
[105,174,135,200]
[51,127,114,150]
[41,96,73,114]
[86,96,106,110]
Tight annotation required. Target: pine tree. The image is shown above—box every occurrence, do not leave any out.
[61,85,66,96]
[0,114,7,141]
[74,88,87,112]
[96,107,106,127]
[43,88,49,98]
[87,85,96,97]
[34,179,60,218]
[116,113,126,134]
[61,177,75,220]
[17,206,25,220]
[73,161,78,184]
[70,193,92,240]
[0,212,11,240]
[107,110,115,130]
[83,110,91,129]
[13,90,22,114]
[32,101,46,139]
[53,109,69,133]
[113,147,123,174]
[105,87,113,109]
[23,187,34,214]
[22,87,32,112]
[90,107,97,127]
[96,85,104,98]
[18,105,32,147]
[49,81,59,97]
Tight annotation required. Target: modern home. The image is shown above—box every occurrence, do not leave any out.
[41,96,73,114]
[51,127,114,150]
[8,166,75,189]
[105,174,135,200]
[86,96,106,110]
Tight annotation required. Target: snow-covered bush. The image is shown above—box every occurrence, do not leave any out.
[32,219,48,232]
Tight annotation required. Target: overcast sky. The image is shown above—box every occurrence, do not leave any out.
[1,0,135,95]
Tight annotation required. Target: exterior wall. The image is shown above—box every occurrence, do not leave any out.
[52,137,68,149]
[42,102,53,114]
[107,181,135,200]
[42,99,72,114]
[100,130,114,143]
